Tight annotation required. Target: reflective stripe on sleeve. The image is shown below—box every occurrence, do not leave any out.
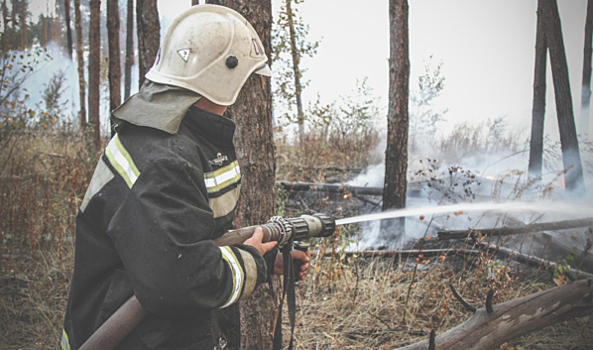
[209,185,241,218]
[237,249,258,300]
[105,134,141,188]
[219,246,244,308]
[204,161,241,194]
[80,157,115,212]
[61,329,71,350]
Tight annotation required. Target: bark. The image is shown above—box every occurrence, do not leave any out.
[528,0,547,177]
[581,0,593,140]
[394,278,593,350]
[64,0,73,58]
[543,0,586,193]
[11,0,17,48]
[107,0,122,132]
[205,1,277,349]
[20,0,26,48]
[73,0,86,130]
[382,0,409,242]
[124,0,134,100]
[437,217,593,240]
[136,0,160,88]
[88,0,101,149]
[1,0,10,51]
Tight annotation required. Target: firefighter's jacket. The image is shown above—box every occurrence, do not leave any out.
[61,106,269,349]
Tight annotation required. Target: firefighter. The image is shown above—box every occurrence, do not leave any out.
[61,5,309,350]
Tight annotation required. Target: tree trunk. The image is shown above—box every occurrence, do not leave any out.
[64,0,73,58]
[107,0,122,135]
[1,0,10,51]
[528,0,547,177]
[206,1,278,349]
[136,0,160,88]
[20,0,26,48]
[437,217,593,240]
[394,279,593,350]
[74,0,87,130]
[382,0,410,243]
[581,0,593,141]
[11,0,18,48]
[543,0,586,193]
[124,0,134,100]
[88,0,101,149]
[285,0,305,145]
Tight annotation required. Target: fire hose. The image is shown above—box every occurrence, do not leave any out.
[79,213,336,350]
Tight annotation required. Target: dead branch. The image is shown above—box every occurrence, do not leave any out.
[438,217,593,240]
[485,289,494,313]
[310,248,482,259]
[393,278,593,350]
[449,284,477,313]
[277,181,384,196]
[479,242,593,279]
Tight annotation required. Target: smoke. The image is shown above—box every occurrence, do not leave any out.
[343,108,593,250]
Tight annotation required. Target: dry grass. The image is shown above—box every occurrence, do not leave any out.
[1,129,592,350]
[0,129,96,349]
[288,244,593,349]
[275,129,382,183]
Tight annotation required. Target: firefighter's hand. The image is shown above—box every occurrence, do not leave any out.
[274,249,311,280]
[243,227,277,256]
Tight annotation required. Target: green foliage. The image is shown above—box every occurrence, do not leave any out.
[272,0,320,128]
[332,77,380,141]
[38,70,69,128]
[409,57,448,152]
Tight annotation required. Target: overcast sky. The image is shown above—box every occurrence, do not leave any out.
[158,0,590,140]
[26,0,590,140]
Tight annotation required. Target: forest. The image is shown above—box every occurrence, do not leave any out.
[1,0,593,349]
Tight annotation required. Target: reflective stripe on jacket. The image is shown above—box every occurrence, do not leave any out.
[62,106,268,349]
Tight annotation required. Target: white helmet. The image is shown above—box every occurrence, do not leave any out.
[145,4,272,106]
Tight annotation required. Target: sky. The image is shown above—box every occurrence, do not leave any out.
[155,0,590,140]
[24,0,590,141]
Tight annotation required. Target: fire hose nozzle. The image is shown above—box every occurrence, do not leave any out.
[288,212,336,241]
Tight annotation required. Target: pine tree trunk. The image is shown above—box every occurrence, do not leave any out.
[74,0,86,130]
[543,0,586,193]
[382,0,409,242]
[20,0,26,48]
[64,0,73,58]
[88,0,101,150]
[528,0,548,177]
[136,0,160,88]
[12,0,19,48]
[581,0,593,140]
[207,1,278,349]
[124,0,134,100]
[1,0,10,51]
[107,0,122,131]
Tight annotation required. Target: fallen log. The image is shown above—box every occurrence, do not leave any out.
[311,248,481,259]
[393,278,593,350]
[437,217,593,240]
[277,181,384,196]
[479,242,593,279]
